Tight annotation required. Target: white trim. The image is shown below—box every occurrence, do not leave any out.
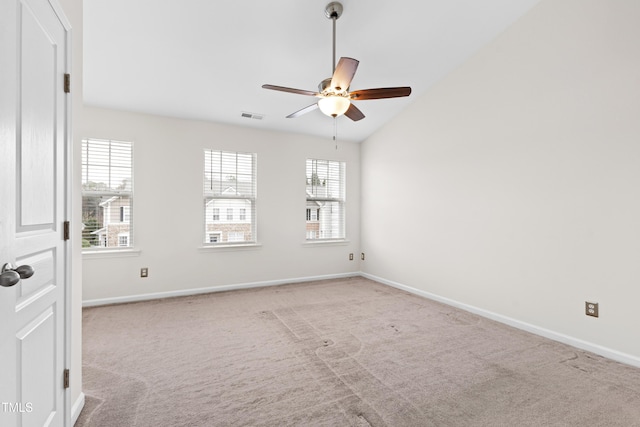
[82,272,358,307]
[56,2,73,423]
[71,392,85,425]
[82,270,640,368]
[49,0,72,29]
[83,248,141,259]
[361,272,640,369]
[197,243,262,252]
[302,239,350,247]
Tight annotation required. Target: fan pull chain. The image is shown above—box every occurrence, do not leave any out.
[333,117,338,150]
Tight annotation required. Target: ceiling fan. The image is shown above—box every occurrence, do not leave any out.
[262,2,411,121]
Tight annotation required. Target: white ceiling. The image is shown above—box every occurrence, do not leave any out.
[84,0,540,143]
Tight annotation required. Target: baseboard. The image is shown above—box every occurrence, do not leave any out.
[361,272,640,369]
[82,272,359,307]
[82,270,640,367]
[71,392,85,426]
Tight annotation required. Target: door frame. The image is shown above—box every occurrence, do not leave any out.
[50,0,74,424]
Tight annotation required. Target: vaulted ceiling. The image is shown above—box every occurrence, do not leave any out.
[84,0,540,143]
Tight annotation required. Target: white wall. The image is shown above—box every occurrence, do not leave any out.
[80,107,360,302]
[361,0,640,361]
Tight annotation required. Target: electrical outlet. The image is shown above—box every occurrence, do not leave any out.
[361,253,365,261]
[585,301,598,317]
[141,268,148,278]
[349,253,354,261]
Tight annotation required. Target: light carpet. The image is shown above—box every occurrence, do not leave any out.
[77,277,640,426]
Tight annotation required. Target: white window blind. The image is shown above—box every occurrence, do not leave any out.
[203,150,257,245]
[81,139,133,249]
[306,159,345,240]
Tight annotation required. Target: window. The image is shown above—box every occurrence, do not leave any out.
[204,150,257,245]
[81,139,133,250]
[306,159,345,240]
[228,232,245,242]
[118,233,129,247]
[120,206,130,223]
[306,208,319,221]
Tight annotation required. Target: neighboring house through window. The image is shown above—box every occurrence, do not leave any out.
[203,150,257,245]
[81,138,134,249]
[306,208,319,221]
[118,233,129,247]
[228,232,245,242]
[120,206,130,223]
[306,158,345,240]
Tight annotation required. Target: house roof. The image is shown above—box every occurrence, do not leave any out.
[204,180,255,197]
[98,196,119,207]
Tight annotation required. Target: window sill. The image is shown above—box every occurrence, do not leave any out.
[198,243,262,252]
[302,239,350,247]
[83,248,141,259]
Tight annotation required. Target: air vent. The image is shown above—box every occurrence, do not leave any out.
[241,112,264,120]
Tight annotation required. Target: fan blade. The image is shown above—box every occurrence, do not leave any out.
[330,57,359,92]
[349,87,412,100]
[286,103,319,118]
[262,84,319,97]
[344,103,365,121]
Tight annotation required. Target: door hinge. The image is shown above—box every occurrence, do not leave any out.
[63,221,70,241]
[64,74,70,93]
[63,369,70,389]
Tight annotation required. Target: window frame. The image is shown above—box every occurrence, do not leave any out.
[305,158,346,241]
[203,149,257,246]
[81,138,134,252]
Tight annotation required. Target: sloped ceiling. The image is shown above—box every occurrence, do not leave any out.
[84,0,540,143]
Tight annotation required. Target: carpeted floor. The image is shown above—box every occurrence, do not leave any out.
[77,277,640,426]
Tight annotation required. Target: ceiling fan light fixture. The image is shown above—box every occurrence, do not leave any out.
[261,1,411,123]
[318,96,350,117]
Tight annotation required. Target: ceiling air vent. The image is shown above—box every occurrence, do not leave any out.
[241,112,264,120]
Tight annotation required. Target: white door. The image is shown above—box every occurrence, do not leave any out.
[0,0,71,426]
